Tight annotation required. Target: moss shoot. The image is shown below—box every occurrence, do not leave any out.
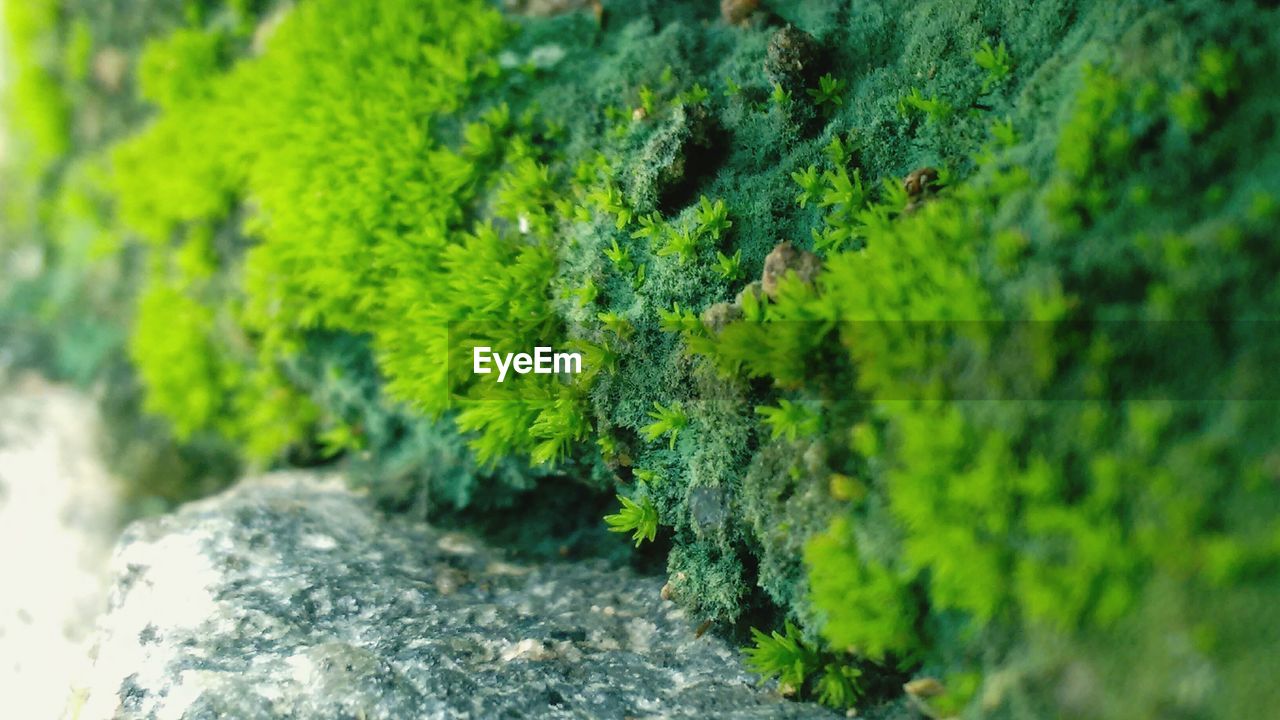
[4,0,1280,717]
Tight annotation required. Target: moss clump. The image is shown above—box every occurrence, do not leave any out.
[6,0,1280,717]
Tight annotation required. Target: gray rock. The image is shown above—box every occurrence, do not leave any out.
[627,103,718,213]
[80,473,836,719]
[688,485,729,535]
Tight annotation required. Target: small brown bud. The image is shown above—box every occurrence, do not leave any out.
[720,0,760,25]
[904,167,940,197]
[904,677,946,698]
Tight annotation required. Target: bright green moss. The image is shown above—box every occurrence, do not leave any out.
[896,86,954,125]
[2,0,70,178]
[112,0,598,468]
[603,494,658,547]
[756,399,821,442]
[806,518,920,662]
[973,40,1014,93]
[743,615,880,711]
[744,621,820,692]
[61,19,94,83]
[137,27,227,108]
[130,272,317,460]
[641,400,688,450]
[130,281,229,436]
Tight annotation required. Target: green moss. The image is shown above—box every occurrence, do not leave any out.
[973,39,1014,93]
[807,518,921,662]
[604,493,659,547]
[2,0,70,178]
[130,281,232,436]
[744,618,887,711]
[8,1,1280,717]
[137,26,227,108]
[641,400,689,450]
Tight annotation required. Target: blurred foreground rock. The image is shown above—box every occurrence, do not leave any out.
[80,473,834,719]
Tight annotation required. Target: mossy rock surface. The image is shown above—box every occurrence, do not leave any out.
[4,0,1280,716]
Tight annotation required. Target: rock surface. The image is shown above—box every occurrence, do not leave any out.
[80,473,835,719]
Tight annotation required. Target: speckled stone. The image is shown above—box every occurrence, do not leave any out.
[80,473,836,719]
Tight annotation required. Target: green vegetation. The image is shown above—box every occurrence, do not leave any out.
[713,249,744,281]
[642,401,689,450]
[756,399,821,442]
[604,494,659,547]
[897,86,955,124]
[745,621,872,710]
[770,82,793,108]
[806,73,846,110]
[974,39,1014,92]
[5,1,1280,718]
[745,622,821,694]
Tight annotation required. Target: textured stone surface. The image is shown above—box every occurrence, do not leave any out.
[80,473,835,719]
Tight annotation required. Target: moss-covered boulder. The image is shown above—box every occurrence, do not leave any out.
[5,0,1280,716]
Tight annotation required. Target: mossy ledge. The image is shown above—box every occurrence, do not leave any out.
[4,0,1280,716]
